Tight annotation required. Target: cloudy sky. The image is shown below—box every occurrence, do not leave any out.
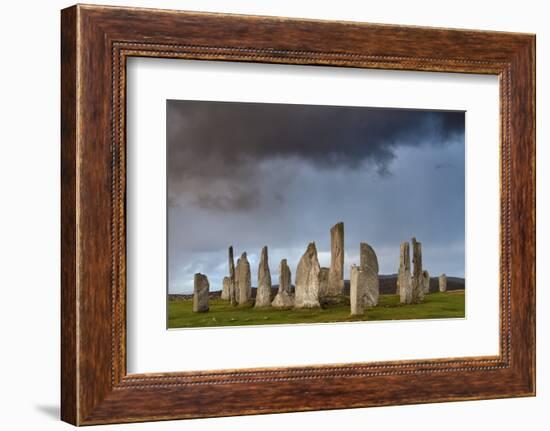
[167,100,465,294]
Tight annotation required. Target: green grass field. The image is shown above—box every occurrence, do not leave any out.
[168,290,465,329]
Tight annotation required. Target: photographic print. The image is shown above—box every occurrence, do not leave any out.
[167,100,465,329]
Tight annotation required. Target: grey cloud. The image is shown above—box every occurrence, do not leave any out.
[167,100,464,212]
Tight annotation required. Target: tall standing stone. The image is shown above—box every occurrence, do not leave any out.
[328,222,345,296]
[411,238,425,303]
[235,252,252,305]
[294,242,321,308]
[193,273,209,312]
[439,274,447,292]
[350,265,367,316]
[255,246,272,308]
[397,241,413,304]
[422,270,430,294]
[228,246,237,306]
[272,259,294,308]
[360,242,379,307]
[221,276,230,300]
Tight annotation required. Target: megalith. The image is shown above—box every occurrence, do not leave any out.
[235,252,252,305]
[422,270,430,294]
[439,274,447,292]
[272,259,294,308]
[327,222,345,296]
[350,265,367,316]
[360,242,379,274]
[255,246,272,308]
[411,238,425,303]
[360,242,379,307]
[221,276,230,300]
[193,273,209,313]
[228,246,237,306]
[398,241,413,304]
[318,267,330,298]
[294,242,321,308]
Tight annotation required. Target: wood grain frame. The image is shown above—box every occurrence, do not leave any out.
[61,4,535,426]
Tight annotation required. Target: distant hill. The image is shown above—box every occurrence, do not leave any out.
[372,274,464,295]
[168,275,465,300]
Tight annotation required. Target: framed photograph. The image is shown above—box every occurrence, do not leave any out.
[61,4,535,425]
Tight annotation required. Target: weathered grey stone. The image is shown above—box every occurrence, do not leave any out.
[363,266,380,307]
[221,276,230,300]
[255,246,272,308]
[228,246,237,306]
[279,259,292,294]
[360,242,379,274]
[193,273,209,312]
[328,222,345,296]
[360,242,379,307]
[235,252,251,305]
[350,265,366,316]
[318,267,330,298]
[439,274,447,292]
[294,242,321,308]
[272,259,294,308]
[411,238,425,303]
[422,270,430,294]
[397,241,413,304]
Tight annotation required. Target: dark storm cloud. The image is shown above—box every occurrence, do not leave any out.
[167,100,464,211]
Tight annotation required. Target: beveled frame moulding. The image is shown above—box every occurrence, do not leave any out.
[61,4,535,425]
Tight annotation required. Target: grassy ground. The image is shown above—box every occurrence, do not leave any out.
[168,290,465,329]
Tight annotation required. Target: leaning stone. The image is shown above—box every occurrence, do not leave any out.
[439,274,447,292]
[328,222,345,296]
[236,252,252,305]
[221,276,230,300]
[193,273,209,312]
[398,241,413,304]
[422,270,430,294]
[272,259,294,308]
[255,246,272,308]
[411,237,425,303]
[360,242,379,306]
[350,265,366,316]
[360,242,379,274]
[294,242,321,308]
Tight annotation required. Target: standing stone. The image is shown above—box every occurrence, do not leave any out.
[235,252,252,305]
[255,246,272,308]
[411,238,425,303]
[363,267,380,307]
[272,259,294,308]
[439,274,447,292]
[327,222,345,296]
[422,270,430,295]
[360,242,379,274]
[193,273,209,312]
[318,267,330,298]
[228,246,237,306]
[397,241,413,304]
[294,242,321,308]
[360,242,379,307]
[350,265,367,316]
[221,276,230,300]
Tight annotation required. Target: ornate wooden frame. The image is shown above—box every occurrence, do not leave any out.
[61,4,535,425]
